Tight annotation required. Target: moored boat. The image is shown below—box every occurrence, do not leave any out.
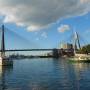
[69,32,90,63]
[69,54,90,63]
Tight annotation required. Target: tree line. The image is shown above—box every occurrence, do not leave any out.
[79,44,90,54]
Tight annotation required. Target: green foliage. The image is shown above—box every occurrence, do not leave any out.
[79,44,90,53]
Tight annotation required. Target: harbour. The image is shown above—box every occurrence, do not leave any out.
[0,58,90,90]
[0,1,90,89]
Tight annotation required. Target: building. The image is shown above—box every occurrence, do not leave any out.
[60,43,73,49]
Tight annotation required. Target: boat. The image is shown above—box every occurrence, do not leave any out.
[69,54,90,63]
[69,32,90,63]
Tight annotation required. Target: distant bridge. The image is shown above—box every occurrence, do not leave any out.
[0,49,54,52]
[0,25,74,58]
[0,49,72,52]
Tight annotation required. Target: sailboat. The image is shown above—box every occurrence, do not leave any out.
[69,32,90,62]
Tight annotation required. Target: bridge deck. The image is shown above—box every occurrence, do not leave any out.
[0,49,54,52]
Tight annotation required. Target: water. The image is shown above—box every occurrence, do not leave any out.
[0,58,90,90]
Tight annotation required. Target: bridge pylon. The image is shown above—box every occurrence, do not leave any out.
[0,25,13,66]
[1,25,5,58]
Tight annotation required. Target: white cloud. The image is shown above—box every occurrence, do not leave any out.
[85,29,90,33]
[36,38,39,41]
[80,0,88,3]
[58,24,70,33]
[41,32,47,38]
[34,32,38,35]
[0,0,90,31]
[27,25,40,32]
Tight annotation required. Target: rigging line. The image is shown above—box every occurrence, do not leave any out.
[4,27,41,49]
[76,33,89,53]
[60,34,73,44]
[78,33,88,46]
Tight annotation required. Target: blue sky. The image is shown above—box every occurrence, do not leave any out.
[0,0,90,49]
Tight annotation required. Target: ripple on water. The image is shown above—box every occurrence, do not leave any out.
[0,58,90,90]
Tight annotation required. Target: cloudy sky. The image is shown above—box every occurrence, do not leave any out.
[0,0,90,49]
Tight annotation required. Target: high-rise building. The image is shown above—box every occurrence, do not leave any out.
[60,43,73,49]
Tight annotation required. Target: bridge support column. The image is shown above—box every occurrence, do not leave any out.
[0,25,13,66]
[52,49,59,58]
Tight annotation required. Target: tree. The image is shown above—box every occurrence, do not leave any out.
[79,44,90,54]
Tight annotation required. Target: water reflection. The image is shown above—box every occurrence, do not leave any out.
[0,59,90,90]
[68,63,90,90]
[0,66,13,90]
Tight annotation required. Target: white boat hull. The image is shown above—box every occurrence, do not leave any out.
[69,54,90,62]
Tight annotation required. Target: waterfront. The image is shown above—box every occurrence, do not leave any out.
[0,58,90,90]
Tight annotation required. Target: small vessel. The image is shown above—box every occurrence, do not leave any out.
[69,54,90,62]
[69,32,90,62]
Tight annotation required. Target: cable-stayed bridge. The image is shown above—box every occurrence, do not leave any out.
[0,25,75,66]
[0,25,61,57]
[0,25,74,56]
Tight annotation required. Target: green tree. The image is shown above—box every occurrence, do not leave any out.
[79,44,90,54]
